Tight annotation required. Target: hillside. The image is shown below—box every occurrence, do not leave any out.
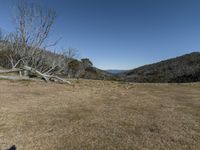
[119,52,200,83]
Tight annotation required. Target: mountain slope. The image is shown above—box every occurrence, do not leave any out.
[119,52,200,83]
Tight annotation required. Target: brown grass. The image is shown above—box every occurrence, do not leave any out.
[0,79,200,150]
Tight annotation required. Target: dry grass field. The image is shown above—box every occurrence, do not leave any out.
[0,79,200,150]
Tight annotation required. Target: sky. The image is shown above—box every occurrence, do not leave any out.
[0,0,200,70]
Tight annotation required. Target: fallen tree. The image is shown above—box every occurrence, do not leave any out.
[0,66,71,84]
[23,66,71,84]
[0,75,34,81]
[0,68,22,74]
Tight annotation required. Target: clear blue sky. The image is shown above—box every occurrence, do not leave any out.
[0,0,200,69]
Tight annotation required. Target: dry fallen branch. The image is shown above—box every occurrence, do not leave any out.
[23,66,71,84]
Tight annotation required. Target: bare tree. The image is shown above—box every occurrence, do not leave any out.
[40,48,78,76]
[0,28,3,41]
[2,33,22,69]
[60,48,78,74]
[14,0,56,67]
[0,0,71,84]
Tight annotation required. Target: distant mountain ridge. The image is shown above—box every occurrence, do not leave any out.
[119,52,200,83]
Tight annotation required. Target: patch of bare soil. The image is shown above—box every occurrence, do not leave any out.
[0,80,200,150]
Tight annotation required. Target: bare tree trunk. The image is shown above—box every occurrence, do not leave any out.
[0,76,30,80]
[0,67,71,84]
[0,69,22,74]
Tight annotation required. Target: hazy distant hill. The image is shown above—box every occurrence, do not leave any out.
[119,52,200,83]
[105,70,126,74]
